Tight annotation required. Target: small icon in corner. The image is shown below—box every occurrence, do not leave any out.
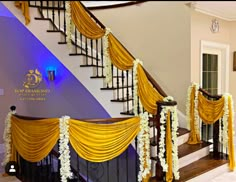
[5,161,18,176]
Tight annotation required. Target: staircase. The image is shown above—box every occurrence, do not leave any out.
[2,1,233,182]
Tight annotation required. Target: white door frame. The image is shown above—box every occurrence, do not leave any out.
[200,40,230,94]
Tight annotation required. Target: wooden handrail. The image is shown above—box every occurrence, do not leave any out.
[78,2,106,29]
[198,88,222,99]
[143,68,168,97]
[80,1,170,100]
[12,113,133,123]
[87,1,147,10]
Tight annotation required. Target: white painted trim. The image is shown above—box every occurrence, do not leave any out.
[200,40,230,94]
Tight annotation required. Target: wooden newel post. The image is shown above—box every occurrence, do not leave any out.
[154,100,177,181]
[155,101,164,180]
[213,120,220,158]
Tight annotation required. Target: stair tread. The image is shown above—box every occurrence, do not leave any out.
[178,141,212,158]
[151,141,212,160]
[177,152,228,182]
[150,127,189,146]
[111,96,133,102]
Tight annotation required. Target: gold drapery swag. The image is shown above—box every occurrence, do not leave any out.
[9,115,140,163]
[15,1,30,25]
[187,84,235,171]
[68,1,165,116]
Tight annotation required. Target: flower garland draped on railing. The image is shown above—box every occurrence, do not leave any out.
[159,97,180,181]
[186,82,236,171]
[59,116,72,182]
[1,110,16,166]
[3,114,152,181]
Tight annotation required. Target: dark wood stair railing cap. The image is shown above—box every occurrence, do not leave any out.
[198,88,222,99]
[157,100,177,106]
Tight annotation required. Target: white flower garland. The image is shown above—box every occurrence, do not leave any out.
[186,83,201,137]
[66,1,72,49]
[137,112,151,182]
[158,96,179,179]
[133,59,143,116]
[220,93,231,150]
[1,110,16,166]
[59,116,72,182]
[103,28,112,84]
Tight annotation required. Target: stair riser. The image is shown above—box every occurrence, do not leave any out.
[150,132,190,158]
[179,145,211,168]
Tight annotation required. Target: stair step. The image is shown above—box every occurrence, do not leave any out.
[90,75,105,79]
[150,127,190,147]
[177,152,228,182]
[34,17,50,21]
[150,141,211,162]
[80,65,104,68]
[101,85,132,90]
[58,41,67,44]
[47,30,62,33]
[111,96,133,102]
[69,53,99,61]
[178,141,212,158]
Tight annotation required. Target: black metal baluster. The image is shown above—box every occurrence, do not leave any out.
[107,161,109,182]
[80,33,83,54]
[85,37,88,65]
[116,68,120,99]
[101,37,104,77]
[117,157,120,182]
[126,70,130,112]
[77,154,81,182]
[96,39,99,77]
[58,1,61,31]
[74,27,78,54]
[91,39,94,65]
[126,148,129,182]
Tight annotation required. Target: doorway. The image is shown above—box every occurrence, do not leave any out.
[200,40,230,142]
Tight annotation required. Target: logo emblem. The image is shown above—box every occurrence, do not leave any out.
[23,69,42,89]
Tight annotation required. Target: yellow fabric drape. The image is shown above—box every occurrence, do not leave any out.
[227,98,235,171]
[15,1,30,25]
[11,115,59,162]
[198,93,225,123]
[187,84,235,170]
[108,33,134,70]
[70,2,105,39]
[137,64,164,115]
[166,111,173,182]
[69,117,140,162]
[187,86,201,144]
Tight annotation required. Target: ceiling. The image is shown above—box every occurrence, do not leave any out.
[190,1,236,21]
[82,1,236,21]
